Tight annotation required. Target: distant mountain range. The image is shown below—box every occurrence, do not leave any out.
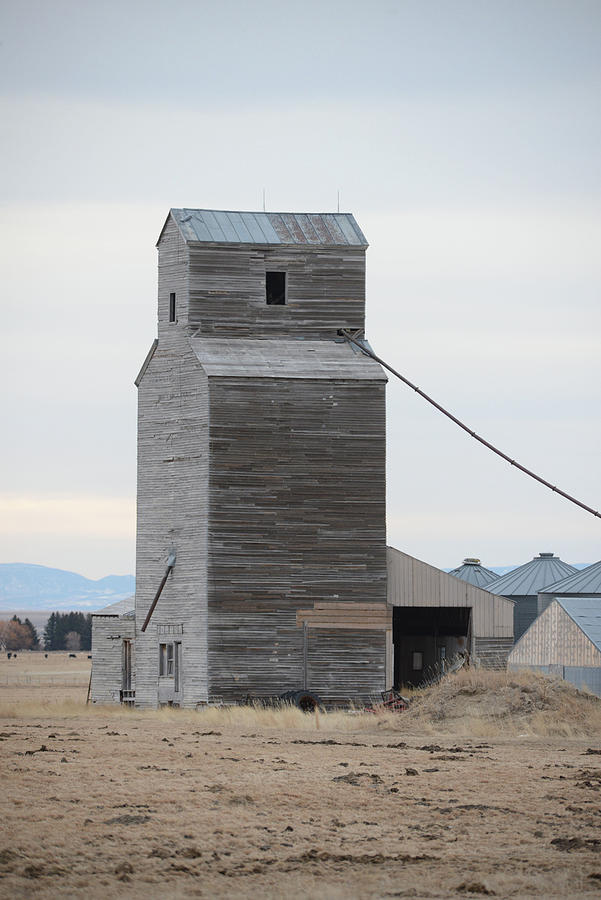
[0,560,591,616]
[0,563,135,612]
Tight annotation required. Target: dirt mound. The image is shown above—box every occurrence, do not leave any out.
[402,668,601,737]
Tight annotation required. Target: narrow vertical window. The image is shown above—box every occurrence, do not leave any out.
[266,272,286,305]
[169,292,176,322]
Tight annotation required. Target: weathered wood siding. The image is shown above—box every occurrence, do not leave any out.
[187,244,366,339]
[90,616,135,704]
[307,629,387,705]
[473,637,513,669]
[509,600,601,668]
[134,219,209,708]
[128,212,387,707]
[387,546,514,639]
[207,376,387,703]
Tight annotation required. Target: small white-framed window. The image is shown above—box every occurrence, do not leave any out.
[159,642,174,676]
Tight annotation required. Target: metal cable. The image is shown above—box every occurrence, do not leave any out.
[341,330,600,520]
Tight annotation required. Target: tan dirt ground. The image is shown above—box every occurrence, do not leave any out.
[1,654,601,898]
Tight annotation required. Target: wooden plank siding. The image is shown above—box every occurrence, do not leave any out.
[134,218,209,708]
[187,245,366,339]
[206,376,387,703]
[90,615,135,704]
[126,211,389,707]
[307,629,387,705]
[133,335,210,708]
[509,600,601,669]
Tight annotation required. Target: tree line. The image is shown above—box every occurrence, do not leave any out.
[0,612,93,651]
[0,616,39,651]
[43,612,92,651]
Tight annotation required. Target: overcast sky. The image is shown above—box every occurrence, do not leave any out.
[1,0,600,578]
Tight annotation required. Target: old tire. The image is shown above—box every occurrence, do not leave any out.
[293,690,324,712]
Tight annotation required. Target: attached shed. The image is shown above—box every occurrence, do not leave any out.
[448,558,499,589]
[90,598,135,704]
[387,547,514,687]
[508,597,601,697]
[537,559,601,617]
[491,552,576,642]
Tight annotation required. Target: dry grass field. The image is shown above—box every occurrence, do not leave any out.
[1,654,601,898]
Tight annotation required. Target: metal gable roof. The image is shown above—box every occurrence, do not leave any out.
[557,597,601,654]
[538,559,601,596]
[164,208,368,247]
[189,337,387,381]
[448,558,499,588]
[491,553,576,597]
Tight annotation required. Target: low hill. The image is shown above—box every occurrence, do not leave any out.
[0,563,135,612]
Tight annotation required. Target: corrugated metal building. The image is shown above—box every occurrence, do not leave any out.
[448,558,499,589]
[508,597,601,697]
[537,559,601,617]
[387,547,514,685]
[491,552,576,642]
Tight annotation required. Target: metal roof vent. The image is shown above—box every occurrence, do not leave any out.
[538,552,555,558]
[463,558,481,565]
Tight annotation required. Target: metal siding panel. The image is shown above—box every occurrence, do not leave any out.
[564,666,601,697]
[267,214,295,243]
[241,212,270,243]
[280,213,307,244]
[212,210,243,243]
[334,214,359,244]
[201,209,228,243]
[227,211,255,243]
[347,214,369,246]
[294,214,320,244]
[308,214,334,243]
[321,215,347,243]
[182,212,213,243]
[247,212,276,243]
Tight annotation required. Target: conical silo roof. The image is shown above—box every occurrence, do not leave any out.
[492,552,576,597]
[448,558,499,588]
[538,559,601,595]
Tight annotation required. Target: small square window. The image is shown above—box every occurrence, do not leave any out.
[169,293,176,323]
[266,271,286,305]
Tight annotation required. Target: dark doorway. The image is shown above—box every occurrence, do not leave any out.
[122,639,132,691]
[393,606,471,688]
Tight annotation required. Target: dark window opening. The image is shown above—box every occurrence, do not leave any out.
[169,292,176,322]
[266,271,286,305]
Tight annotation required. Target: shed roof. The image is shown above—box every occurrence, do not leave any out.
[448,558,499,588]
[558,597,601,653]
[538,559,601,596]
[491,553,576,597]
[190,337,387,381]
[162,208,368,247]
[92,597,135,617]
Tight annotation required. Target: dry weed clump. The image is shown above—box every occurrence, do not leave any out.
[401,667,601,737]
